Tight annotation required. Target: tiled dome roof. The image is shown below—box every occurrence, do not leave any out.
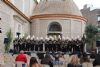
[33,0,82,16]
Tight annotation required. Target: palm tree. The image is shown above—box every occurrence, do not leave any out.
[85,24,98,50]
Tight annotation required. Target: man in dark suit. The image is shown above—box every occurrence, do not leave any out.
[93,51,100,66]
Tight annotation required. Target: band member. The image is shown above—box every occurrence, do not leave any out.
[49,39,54,51]
[38,39,44,51]
[26,39,30,51]
[13,36,85,53]
[45,39,49,51]
[30,39,35,51]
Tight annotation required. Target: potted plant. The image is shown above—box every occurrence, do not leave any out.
[5,29,13,53]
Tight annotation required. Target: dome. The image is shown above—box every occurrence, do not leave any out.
[33,0,82,16]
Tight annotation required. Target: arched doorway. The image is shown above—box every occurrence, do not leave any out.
[48,22,62,38]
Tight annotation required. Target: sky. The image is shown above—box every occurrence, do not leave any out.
[37,0,100,9]
[74,0,100,9]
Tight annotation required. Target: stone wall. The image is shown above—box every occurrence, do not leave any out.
[0,0,30,52]
[81,8,100,26]
[31,18,86,38]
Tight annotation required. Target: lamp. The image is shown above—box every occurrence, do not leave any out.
[16,32,20,39]
[62,36,65,40]
[36,37,39,40]
[58,35,61,40]
[31,35,35,40]
[45,36,49,41]
[26,35,30,39]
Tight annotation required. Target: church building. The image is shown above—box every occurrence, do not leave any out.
[30,0,86,38]
[0,0,86,52]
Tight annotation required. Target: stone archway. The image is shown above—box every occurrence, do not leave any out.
[48,22,62,38]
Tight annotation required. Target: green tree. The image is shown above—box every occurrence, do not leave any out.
[85,24,98,50]
[5,29,13,53]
